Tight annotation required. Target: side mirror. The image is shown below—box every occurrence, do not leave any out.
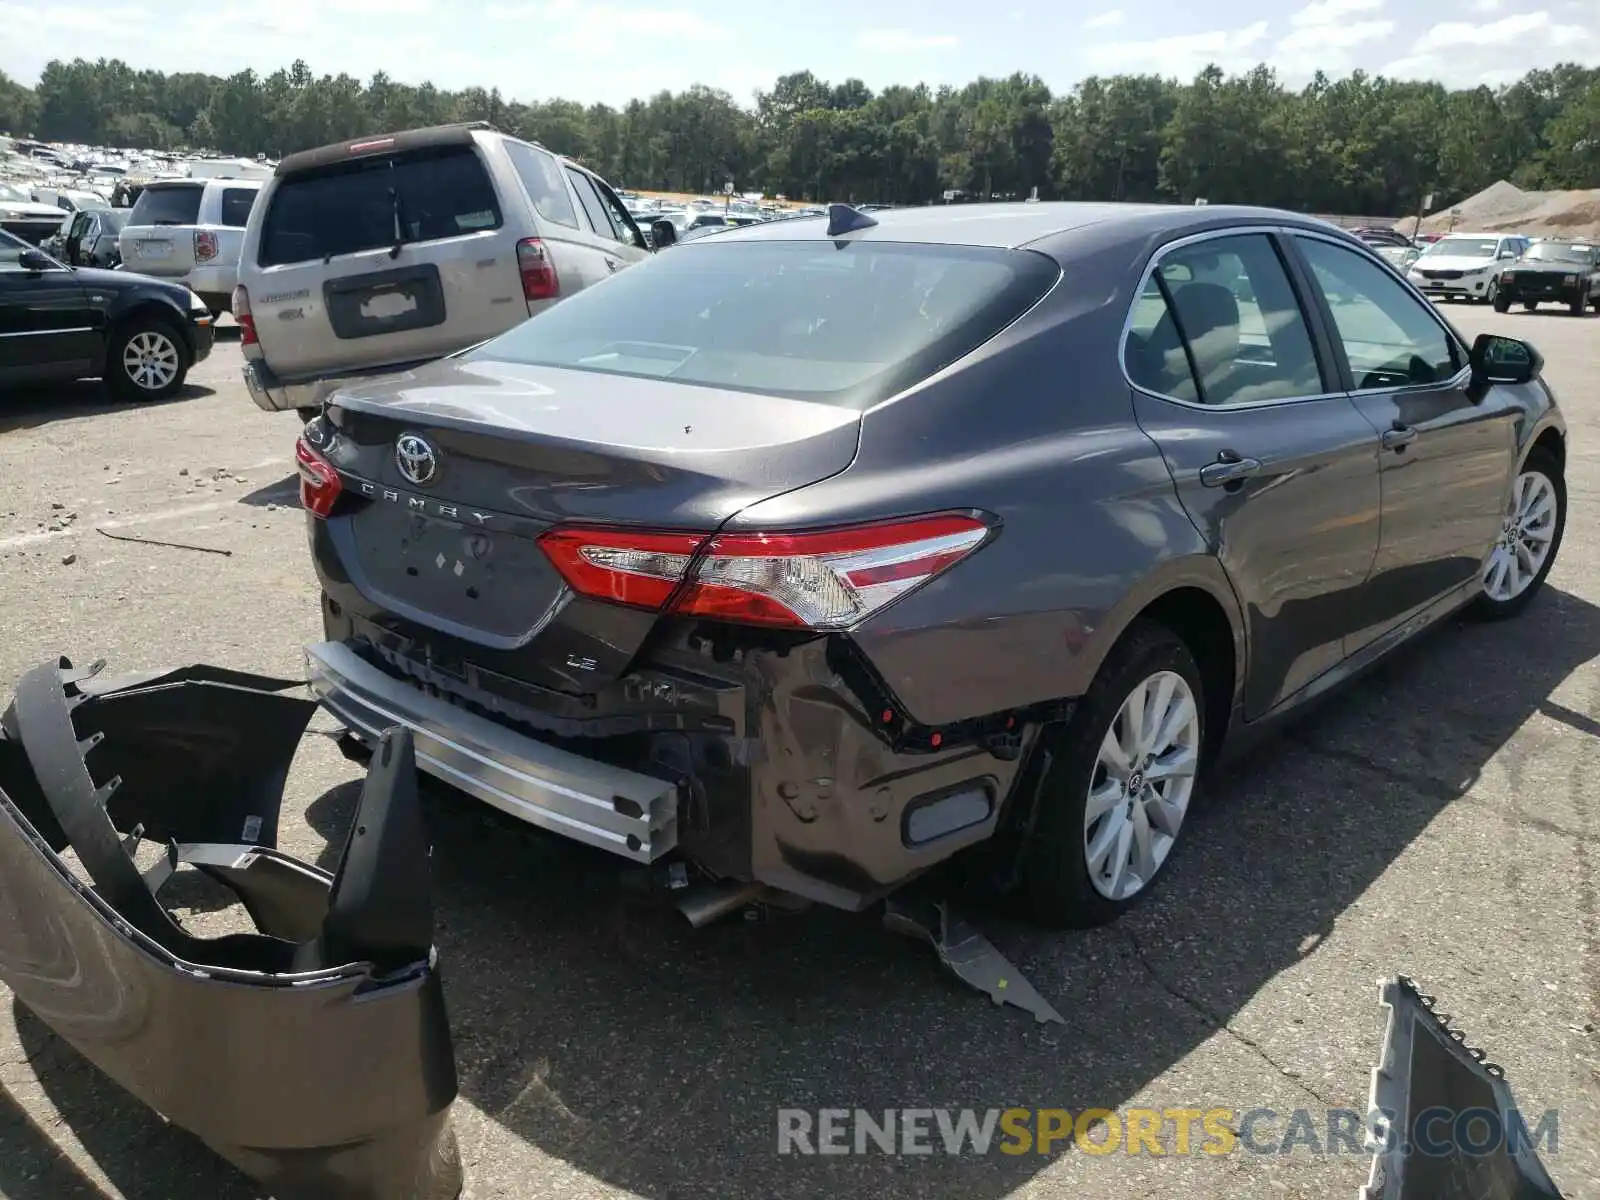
[18,249,55,272]
[1498,250,1516,260]
[650,218,677,249]
[1470,333,1542,386]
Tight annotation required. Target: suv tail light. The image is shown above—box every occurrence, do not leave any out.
[231,284,258,347]
[295,435,342,518]
[538,514,991,630]
[194,230,219,262]
[516,238,559,305]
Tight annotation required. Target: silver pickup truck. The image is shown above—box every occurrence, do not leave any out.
[118,177,263,316]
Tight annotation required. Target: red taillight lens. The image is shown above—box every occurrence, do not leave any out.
[232,284,257,346]
[295,436,342,518]
[538,514,990,629]
[516,237,559,303]
[194,230,219,262]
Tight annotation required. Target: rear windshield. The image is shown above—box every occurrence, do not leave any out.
[471,239,1061,406]
[129,184,203,227]
[258,145,502,268]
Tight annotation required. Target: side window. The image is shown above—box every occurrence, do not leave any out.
[592,179,641,247]
[219,188,257,228]
[566,169,624,243]
[1295,237,1460,390]
[0,235,27,269]
[504,141,579,229]
[1125,233,1323,406]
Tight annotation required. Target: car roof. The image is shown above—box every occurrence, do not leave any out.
[702,201,1349,251]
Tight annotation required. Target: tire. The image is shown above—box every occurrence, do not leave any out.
[107,317,189,402]
[1482,280,1498,306]
[1569,292,1586,317]
[1523,301,1539,312]
[1493,292,1511,313]
[1021,621,1206,928]
[1467,447,1565,622]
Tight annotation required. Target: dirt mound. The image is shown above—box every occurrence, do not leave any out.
[1409,180,1600,239]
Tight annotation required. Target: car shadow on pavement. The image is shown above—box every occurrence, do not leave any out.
[236,474,299,509]
[0,382,213,435]
[14,585,1600,1199]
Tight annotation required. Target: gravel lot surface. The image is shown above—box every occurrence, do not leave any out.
[0,308,1597,1199]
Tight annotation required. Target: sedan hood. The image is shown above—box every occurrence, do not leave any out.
[0,200,64,219]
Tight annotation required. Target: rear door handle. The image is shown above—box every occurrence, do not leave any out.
[1382,425,1418,450]
[1199,455,1262,487]
[604,256,623,272]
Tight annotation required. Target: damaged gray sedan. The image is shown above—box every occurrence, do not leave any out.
[295,201,1567,928]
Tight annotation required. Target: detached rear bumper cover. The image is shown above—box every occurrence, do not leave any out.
[0,658,461,1200]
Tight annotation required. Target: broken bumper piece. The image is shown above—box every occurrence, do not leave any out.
[0,657,462,1200]
[1365,975,1563,1200]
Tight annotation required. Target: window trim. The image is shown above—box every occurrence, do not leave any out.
[1118,224,1346,412]
[1286,228,1471,399]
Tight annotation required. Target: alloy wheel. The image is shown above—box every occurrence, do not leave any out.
[1083,669,1201,902]
[122,330,180,392]
[1482,469,1558,603]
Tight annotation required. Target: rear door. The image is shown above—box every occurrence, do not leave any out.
[246,139,520,379]
[564,167,642,285]
[1287,232,1518,644]
[118,182,203,279]
[1126,229,1383,720]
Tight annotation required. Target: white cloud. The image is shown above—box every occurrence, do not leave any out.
[1278,19,1394,53]
[1380,10,1600,86]
[1288,0,1382,27]
[1084,21,1269,76]
[1470,0,1500,11]
[1086,9,1124,29]
[854,29,959,52]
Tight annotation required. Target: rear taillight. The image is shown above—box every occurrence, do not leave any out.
[295,435,342,518]
[516,237,559,304]
[538,514,990,630]
[232,284,257,346]
[194,230,219,262]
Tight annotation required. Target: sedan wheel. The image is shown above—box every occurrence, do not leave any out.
[1083,669,1201,902]
[108,321,189,402]
[1471,452,1564,620]
[1021,621,1206,927]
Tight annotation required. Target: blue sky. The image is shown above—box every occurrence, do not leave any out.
[1,0,1596,106]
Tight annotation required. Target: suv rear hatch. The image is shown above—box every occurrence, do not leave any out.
[119,181,204,278]
[245,132,520,379]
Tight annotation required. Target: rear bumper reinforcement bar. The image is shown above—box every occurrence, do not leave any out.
[305,640,679,862]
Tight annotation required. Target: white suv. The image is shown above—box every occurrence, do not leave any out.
[117,177,264,315]
[1406,232,1530,304]
[233,122,652,418]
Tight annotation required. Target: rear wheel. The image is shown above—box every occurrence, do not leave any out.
[107,318,188,402]
[1570,292,1587,317]
[1468,449,1564,621]
[1493,291,1511,313]
[1021,622,1205,928]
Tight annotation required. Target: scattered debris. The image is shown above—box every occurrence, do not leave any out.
[50,502,63,511]
[883,897,1065,1025]
[178,468,189,477]
[60,553,76,566]
[94,529,233,557]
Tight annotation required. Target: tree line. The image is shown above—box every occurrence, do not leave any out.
[2,57,1596,218]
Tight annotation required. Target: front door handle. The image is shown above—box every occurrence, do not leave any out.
[1382,425,1418,450]
[1198,454,1262,488]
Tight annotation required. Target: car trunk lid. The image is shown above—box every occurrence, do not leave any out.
[246,140,522,379]
[118,181,204,276]
[317,356,860,689]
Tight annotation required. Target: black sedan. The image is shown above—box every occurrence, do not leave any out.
[1494,240,1600,315]
[0,229,215,400]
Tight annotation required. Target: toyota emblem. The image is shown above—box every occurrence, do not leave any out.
[395,433,440,487]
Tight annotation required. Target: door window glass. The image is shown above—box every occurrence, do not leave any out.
[1126,233,1323,405]
[505,141,579,229]
[1296,236,1461,390]
[0,231,29,270]
[592,179,640,246]
[219,188,257,227]
[566,169,624,243]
